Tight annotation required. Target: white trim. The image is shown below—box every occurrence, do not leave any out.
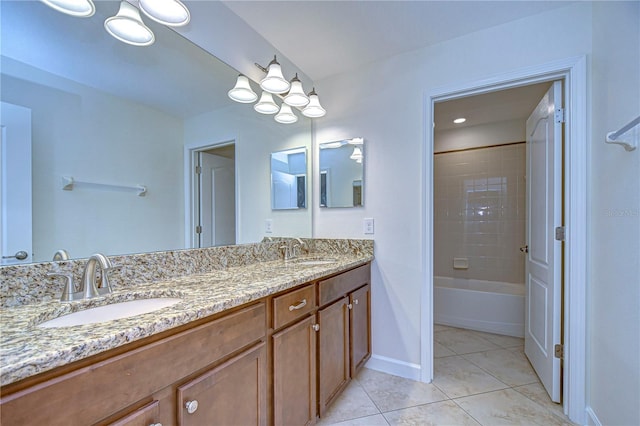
[183,139,238,249]
[422,55,588,425]
[586,406,603,426]
[365,354,422,381]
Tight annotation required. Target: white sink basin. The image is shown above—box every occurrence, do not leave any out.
[38,298,182,328]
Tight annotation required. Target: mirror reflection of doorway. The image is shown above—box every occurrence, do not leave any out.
[195,143,236,248]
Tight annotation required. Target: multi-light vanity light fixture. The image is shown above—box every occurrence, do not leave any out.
[228,56,327,124]
[40,0,191,46]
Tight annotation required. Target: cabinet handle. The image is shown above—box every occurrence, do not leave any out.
[289,299,307,311]
[312,324,320,332]
[185,400,199,414]
[347,303,353,310]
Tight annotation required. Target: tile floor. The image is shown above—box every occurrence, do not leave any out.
[317,325,575,426]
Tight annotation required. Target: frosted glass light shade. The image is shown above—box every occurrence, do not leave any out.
[254,92,279,114]
[138,0,190,27]
[284,74,309,107]
[228,75,258,103]
[40,0,95,17]
[275,104,298,124]
[260,57,290,94]
[302,89,326,118]
[350,146,363,160]
[104,1,155,46]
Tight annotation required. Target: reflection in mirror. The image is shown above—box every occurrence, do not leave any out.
[0,0,312,264]
[319,138,365,208]
[271,148,307,210]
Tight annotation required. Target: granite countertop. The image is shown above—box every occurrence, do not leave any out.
[0,254,372,386]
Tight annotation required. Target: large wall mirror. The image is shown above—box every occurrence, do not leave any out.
[319,138,365,208]
[271,148,307,210]
[0,1,312,264]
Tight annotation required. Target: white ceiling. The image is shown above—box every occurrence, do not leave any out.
[434,82,552,131]
[222,1,574,81]
[2,1,569,126]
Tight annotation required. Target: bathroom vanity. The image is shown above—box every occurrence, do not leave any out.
[0,242,372,426]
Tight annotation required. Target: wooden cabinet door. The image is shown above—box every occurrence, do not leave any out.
[176,343,267,426]
[273,315,317,426]
[350,284,371,377]
[317,296,349,416]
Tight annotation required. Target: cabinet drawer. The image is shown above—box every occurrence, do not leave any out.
[273,284,316,330]
[319,264,370,306]
[107,400,160,426]
[0,302,266,426]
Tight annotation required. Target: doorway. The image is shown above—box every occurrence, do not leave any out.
[432,81,564,403]
[187,142,236,248]
[422,57,588,424]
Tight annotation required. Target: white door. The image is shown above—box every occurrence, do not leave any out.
[271,170,296,209]
[198,152,235,247]
[524,81,563,402]
[0,102,33,265]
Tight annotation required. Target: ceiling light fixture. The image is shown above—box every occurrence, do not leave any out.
[254,92,279,114]
[302,88,326,118]
[40,0,95,17]
[138,0,190,27]
[284,74,310,107]
[42,0,191,47]
[350,146,364,162]
[228,56,327,124]
[104,1,155,46]
[228,75,258,103]
[453,117,467,124]
[259,56,290,94]
[275,104,298,124]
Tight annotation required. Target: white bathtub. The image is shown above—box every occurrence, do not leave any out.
[434,276,524,337]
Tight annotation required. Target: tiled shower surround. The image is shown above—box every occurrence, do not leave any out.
[434,143,526,284]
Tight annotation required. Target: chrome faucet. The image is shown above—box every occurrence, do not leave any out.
[80,253,116,298]
[294,238,309,256]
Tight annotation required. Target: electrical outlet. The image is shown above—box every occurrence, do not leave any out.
[363,218,374,235]
[265,219,273,233]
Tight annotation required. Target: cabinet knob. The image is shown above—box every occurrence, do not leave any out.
[347,303,353,310]
[185,399,199,414]
[312,324,320,332]
[354,299,359,305]
[149,423,162,426]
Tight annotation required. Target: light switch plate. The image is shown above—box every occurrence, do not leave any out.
[265,219,273,233]
[363,218,374,234]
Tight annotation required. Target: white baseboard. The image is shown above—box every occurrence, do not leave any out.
[585,406,601,426]
[364,354,423,381]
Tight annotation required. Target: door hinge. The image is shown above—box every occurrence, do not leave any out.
[555,226,565,241]
[555,107,565,123]
[195,225,202,234]
[195,166,202,174]
[554,344,564,359]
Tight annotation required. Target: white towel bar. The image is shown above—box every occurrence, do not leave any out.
[62,176,147,196]
[606,115,639,151]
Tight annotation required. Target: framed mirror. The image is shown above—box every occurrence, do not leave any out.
[0,1,312,264]
[319,138,364,208]
[271,147,307,210]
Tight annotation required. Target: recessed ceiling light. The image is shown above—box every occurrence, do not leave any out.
[453,117,466,124]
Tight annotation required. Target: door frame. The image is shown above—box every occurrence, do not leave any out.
[184,140,237,249]
[421,56,587,424]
